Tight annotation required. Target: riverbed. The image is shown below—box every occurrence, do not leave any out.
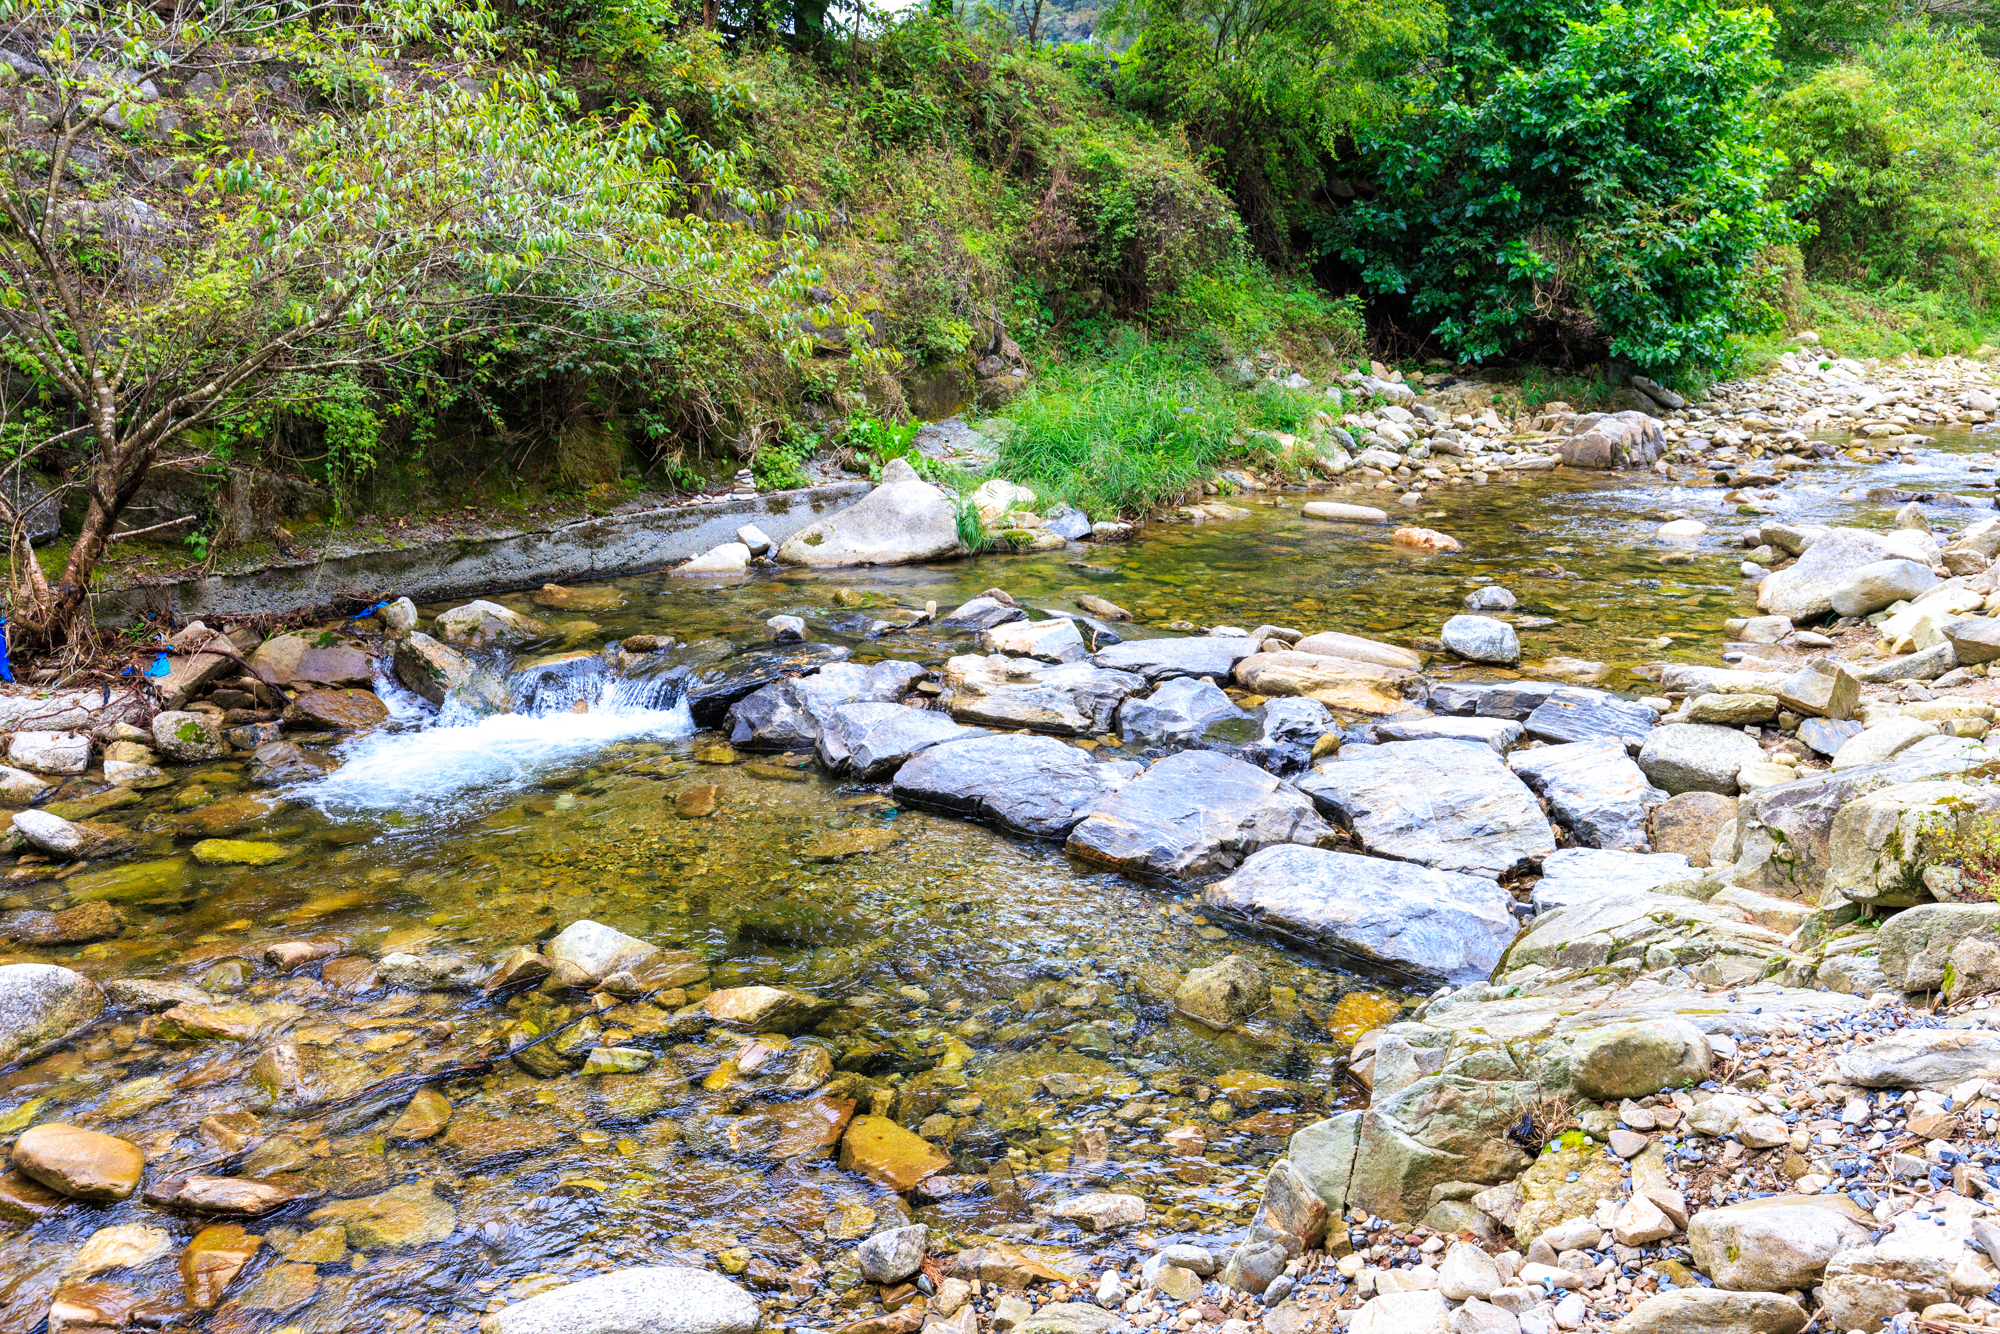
[0,420,1995,1332]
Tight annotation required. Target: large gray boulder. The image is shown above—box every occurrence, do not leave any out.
[1524,687,1659,752]
[1556,411,1665,469]
[1835,1029,2000,1089]
[1206,845,1515,985]
[1829,558,1938,618]
[1568,1017,1712,1099]
[776,458,962,567]
[1687,1195,1874,1293]
[1530,848,1692,913]
[436,599,554,648]
[0,963,104,1066]
[480,1265,761,1334]
[943,654,1143,736]
[1495,891,1791,985]
[816,703,986,779]
[727,660,923,750]
[1727,750,1983,897]
[684,644,853,729]
[1757,526,1936,622]
[1637,724,1765,795]
[1066,750,1332,880]
[893,734,1139,837]
[1508,740,1667,850]
[1874,903,2000,992]
[1298,739,1554,878]
[1821,779,2000,908]
[1614,1290,1806,1334]
[1116,676,1249,744]
[1092,636,1258,682]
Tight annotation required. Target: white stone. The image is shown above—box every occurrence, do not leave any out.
[545,920,658,981]
[480,1266,761,1334]
[675,542,752,574]
[7,731,88,775]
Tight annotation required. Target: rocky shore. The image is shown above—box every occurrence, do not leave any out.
[0,350,1999,1334]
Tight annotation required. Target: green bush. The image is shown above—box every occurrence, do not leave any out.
[1767,22,2000,309]
[1335,0,1793,371]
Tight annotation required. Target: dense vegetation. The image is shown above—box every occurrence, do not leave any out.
[0,0,1997,644]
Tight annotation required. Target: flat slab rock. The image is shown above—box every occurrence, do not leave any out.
[893,734,1140,837]
[1508,740,1667,852]
[816,702,986,778]
[944,655,1144,737]
[1522,687,1659,752]
[1205,845,1516,985]
[1091,636,1257,683]
[1297,739,1554,878]
[1066,749,1332,880]
[480,1264,761,1334]
[1530,848,1693,913]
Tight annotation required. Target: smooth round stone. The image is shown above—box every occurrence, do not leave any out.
[1657,519,1707,538]
[1464,586,1516,612]
[12,1123,145,1200]
[1302,502,1387,524]
[1440,615,1520,665]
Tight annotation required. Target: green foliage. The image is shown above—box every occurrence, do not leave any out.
[1918,805,2000,902]
[1767,22,2000,309]
[1336,0,1795,371]
[1737,281,2000,363]
[1105,0,1440,255]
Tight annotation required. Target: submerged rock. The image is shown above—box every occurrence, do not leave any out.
[1206,845,1514,985]
[1174,955,1272,1029]
[894,734,1140,837]
[1067,749,1332,880]
[0,963,103,1065]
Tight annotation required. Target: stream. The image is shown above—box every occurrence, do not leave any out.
[0,423,1994,1332]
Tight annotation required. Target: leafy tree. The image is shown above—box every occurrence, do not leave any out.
[1104,0,1439,256]
[0,0,838,649]
[1333,0,1793,369]
[1767,20,2000,301]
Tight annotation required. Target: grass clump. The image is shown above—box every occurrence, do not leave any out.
[996,338,1246,519]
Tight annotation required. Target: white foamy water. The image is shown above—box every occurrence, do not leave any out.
[302,669,695,813]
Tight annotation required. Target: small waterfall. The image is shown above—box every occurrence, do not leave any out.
[302,649,695,813]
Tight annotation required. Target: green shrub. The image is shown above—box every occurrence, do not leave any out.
[1336,0,1793,371]
[1767,22,2000,309]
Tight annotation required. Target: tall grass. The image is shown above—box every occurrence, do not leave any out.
[997,342,1239,518]
[995,337,1337,518]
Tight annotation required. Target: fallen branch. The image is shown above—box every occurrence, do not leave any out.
[109,514,199,543]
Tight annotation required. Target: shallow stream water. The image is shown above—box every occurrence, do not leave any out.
[0,427,1994,1331]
